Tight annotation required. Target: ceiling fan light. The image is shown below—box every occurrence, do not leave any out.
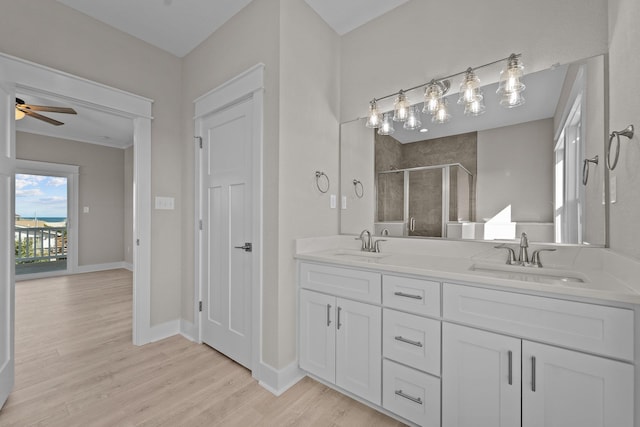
[15,108,25,120]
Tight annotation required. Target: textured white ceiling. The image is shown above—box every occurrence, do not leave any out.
[56,0,409,58]
[304,0,410,35]
[56,0,254,57]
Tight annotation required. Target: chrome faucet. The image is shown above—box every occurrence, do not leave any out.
[518,232,529,264]
[356,229,372,251]
[530,248,557,267]
[494,244,517,265]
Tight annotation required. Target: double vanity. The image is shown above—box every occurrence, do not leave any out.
[295,235,640,427]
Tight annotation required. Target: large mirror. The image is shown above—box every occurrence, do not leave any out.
[340,55,606,245]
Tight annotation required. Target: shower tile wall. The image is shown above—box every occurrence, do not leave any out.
[375,132,477,237]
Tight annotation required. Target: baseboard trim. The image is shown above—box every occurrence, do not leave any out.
[123,262,134,272]
[149,319,180,343]
[76,262,128,274]
[180,320,197,342]
[258,361,305,396]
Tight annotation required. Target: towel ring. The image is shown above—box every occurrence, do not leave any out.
[353,179,364,198]
[607,125,634,170]
[315,171,330,193]
[582,155,598,185]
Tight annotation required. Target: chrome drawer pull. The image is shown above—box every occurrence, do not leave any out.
[531,356,537,392]
[337,306,342,330]
[395,389,423,405]
[394,336,423,347]
[326,304,331,327]
[393,291,423,300]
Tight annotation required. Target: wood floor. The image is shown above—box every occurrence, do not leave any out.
[0,269,405,426]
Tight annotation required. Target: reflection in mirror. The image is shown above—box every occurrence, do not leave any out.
[340,55,606,245]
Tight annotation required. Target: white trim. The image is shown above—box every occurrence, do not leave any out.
[15,159,79,277]
[0,53,153,347]
[123,262,134,272]
[194,64,264,379]
[149,319,180,343]
[258,362,306,397]
[180,320,197,342]
[194,64,265,119]
[17,128,132,150]
[15,262,128,281]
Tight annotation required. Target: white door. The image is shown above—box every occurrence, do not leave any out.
[299,289,336,383]
[522,341,634,427]
[200,99,253,368]
[335,298,382,405]
[442,323,521,427]
[0,84,16,409]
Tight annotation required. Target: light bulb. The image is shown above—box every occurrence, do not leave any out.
[365,99,381,128]
[497,54,526,109]
[458,68,482,105]
[423,82,443,115]
[499,90,525,108]
[464,98,486,116]
[378,113,395,135]
[393,90,410,122]
[431,100,451,124]
[403,106,422,130]
[15,108,25,120]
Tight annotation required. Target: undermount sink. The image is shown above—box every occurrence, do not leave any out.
[469,263,586,286]
[332,249,389,260]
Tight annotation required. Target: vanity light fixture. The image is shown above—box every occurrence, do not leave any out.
[403,106,422,130]
[378,113,395,135]
[393,90,411,122]
[364,53,524,130]
[365,99,382,128]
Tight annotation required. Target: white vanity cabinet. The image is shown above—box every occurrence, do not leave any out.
[299,263,382,405]
[442,283,635,427]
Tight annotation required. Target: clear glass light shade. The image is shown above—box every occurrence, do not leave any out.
[15,108,25,120]
[458,69,482,105]
[499,90,525,108]
[423,83,443,115]
[403,106,422,130]
[365,100,382,128]
[497,54,526,102]
[378,113,395,135]
[431,100,451,124]
[393,91,410,122]
[464,98,486,116]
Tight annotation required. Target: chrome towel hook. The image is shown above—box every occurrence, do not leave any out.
[315,171,330,193]
[353,179,364,198]
[582,155,598,185]
[607,124,634,170]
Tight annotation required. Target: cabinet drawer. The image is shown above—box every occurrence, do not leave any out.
[383,309,440,375]
[300,262,381,303]
[383,275,440,317]
[383,359,440,427]
[443,283,634,360]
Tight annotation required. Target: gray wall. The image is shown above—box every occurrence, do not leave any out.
[16,132,126,266]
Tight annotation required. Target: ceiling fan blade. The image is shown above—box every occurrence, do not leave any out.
[21,109,65,126]
[20,104,77,114]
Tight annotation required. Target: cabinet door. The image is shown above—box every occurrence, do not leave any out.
[442,323,521,427]
[299,290,336,383]
[522,341,634,427]
[336,298,382,405]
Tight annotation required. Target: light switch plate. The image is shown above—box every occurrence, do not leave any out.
[155,196,175,210]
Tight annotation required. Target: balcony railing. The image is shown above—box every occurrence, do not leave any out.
[15,226,67,264]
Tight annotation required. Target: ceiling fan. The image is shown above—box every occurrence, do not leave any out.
[15,97,77,126]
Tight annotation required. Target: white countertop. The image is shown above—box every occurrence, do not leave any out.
[295,236,640,306]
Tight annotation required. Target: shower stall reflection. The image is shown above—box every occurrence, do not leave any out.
[376,163,473,237]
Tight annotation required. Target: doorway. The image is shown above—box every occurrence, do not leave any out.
[14,160,79,278]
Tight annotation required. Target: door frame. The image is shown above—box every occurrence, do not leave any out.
[0,52,153,346]
[14,159,79,280]
[194,64,264,378]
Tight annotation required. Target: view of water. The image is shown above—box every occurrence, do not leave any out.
[17,217,67,223]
